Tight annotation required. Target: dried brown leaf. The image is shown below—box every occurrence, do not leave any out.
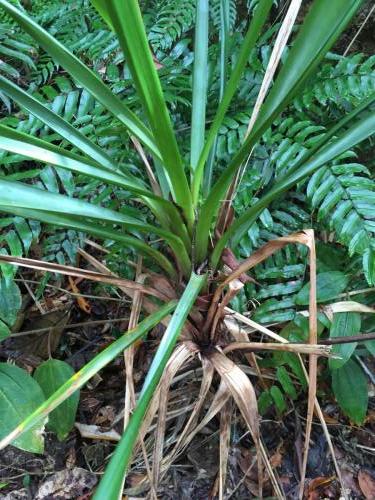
[152,344,195,486]
[0,254,166,299]
[358,470,375,499]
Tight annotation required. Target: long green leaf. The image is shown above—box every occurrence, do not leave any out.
[0,301,176,451]
[212,107,375,266]
[202,0,233,198]
[0,75,116,170]
[93,272,206,499]
[191,0,273,203]
[0,0,159,158]
[94,0,194,227]
[0,125,154,196]
[195,0,364,262]
[0,180,192,276]
[0,207,177,279]
[0,125,190,246]
[190,0,209,174]
[329,312,361,370]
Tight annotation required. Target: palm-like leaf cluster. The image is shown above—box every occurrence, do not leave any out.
[0,0,374,498]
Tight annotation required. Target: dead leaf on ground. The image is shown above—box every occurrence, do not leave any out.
[68,276,91,313]
[269,449,283,468]
[75,422,121,442]
[358,470,375,499]
[35,467,97,499]
[9,306,70,358]
[306,476,335,499]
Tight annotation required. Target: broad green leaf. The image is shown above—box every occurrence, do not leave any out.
[0,319,10,342]
[94,273,206,500]
[365,340,375,357]
[332,359,368,425]
[276,366,297,400]
[258,390,273,415]
[270,385,286,413]
[329,312,361,369]
[0,0,159,158]
[0,363,46,453]
[34,359,79,441]
[295,272,349,305]
[0,277,21,326]
[363,248,375,286]
[0,301,176,451]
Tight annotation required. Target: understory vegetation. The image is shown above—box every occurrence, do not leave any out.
[0,0,374,498]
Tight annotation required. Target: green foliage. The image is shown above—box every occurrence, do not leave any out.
[332,359,368,425]
[329,312,361,370]
[296,271,349,305]
[294,53,375,116]
[0,362,46,453]
[0,0,373,496]
[147,0,196,52]
[34,359,79,441]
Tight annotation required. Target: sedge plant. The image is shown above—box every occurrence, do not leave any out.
[0,0,374,498]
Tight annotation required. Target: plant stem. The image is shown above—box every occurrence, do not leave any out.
[93,272,207,500]
[320,332,375,345]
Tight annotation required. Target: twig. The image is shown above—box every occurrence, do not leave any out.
[14,279,127,302]
[343,3,375,56]
[319,332,375,345]
[10,316,129,337]
[355,355,375,385]
[0,254,166,300]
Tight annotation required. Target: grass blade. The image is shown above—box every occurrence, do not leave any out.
[96,0,194,227]
[191,0,273,204]
[0,125,154,197]
[93,272,206,499]
[0,179,192,276]
[195,0,364,263]
[0,0,159,158]
[0,124,189,244]
[202,0,232,198]
[0,301,176,451]
[0,75,116,170]
[213,106,375,266]
[190,0,209,177]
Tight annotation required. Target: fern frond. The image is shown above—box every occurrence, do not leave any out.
[148,0,196,52]
[307,152,375,284]
[210,0,237,32]
[294,53,375,116]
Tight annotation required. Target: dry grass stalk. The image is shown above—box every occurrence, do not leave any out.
[217,0,303,233]
[152,344,195,487]
[208,350,264,497]
[130,135,162,196]
[0,253,166,299]
[216,399,232,500]
[245,0,303,138]
[225,316,267,389]
[223,342,331,357]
